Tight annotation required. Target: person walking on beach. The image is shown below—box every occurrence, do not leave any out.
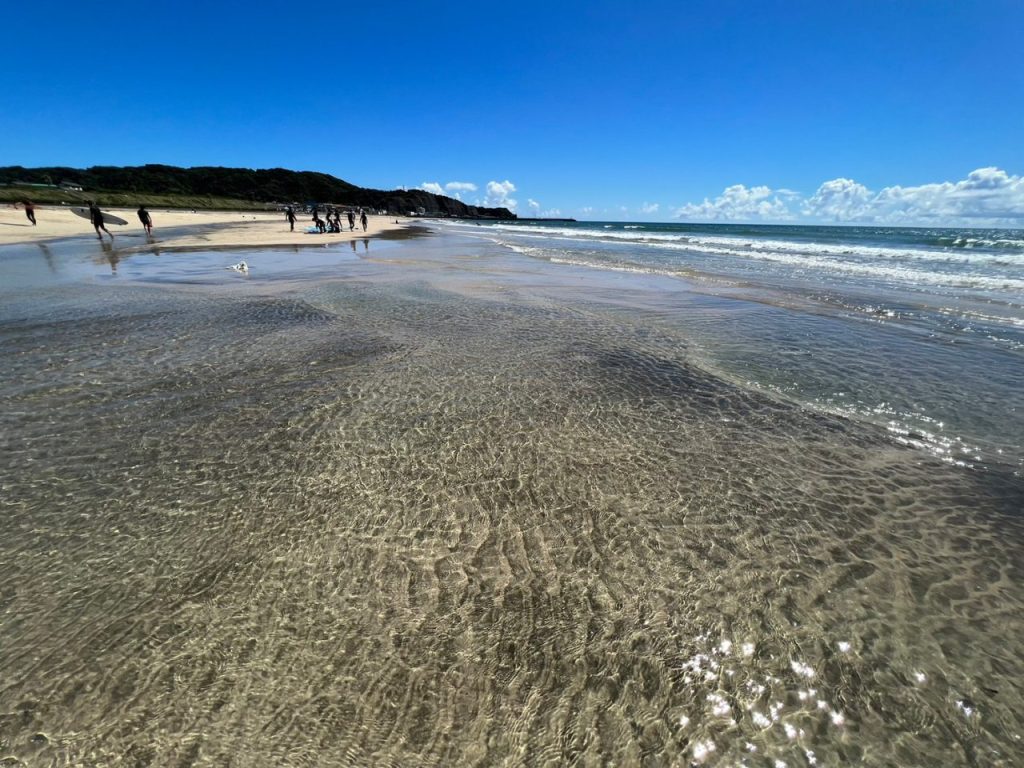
[88,200,114,241]
[347,211,355,231]
[137,205,153,235]
[17,199,37,225]
[21,199,37,225]
[285,206,296,231]
[360,210,368,232]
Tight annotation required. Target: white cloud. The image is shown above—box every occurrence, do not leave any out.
[803,178,872,221]
[527,198,541,213]
[485,180,517,211]
[675,168,1024,225]
[420,182,444,195]
[542,208,561,217]
[675,184,796,222]
[640,202,660,215]
[445,181,477,192]
[806,167,1024,224]
[580,206,594,214]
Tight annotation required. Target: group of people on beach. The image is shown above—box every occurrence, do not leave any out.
[15,200,367,241]
[16,199,152,240]
[287,205,367,234]
[86,202,152,241]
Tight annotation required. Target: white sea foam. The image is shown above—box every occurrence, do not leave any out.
[445,221,1024,292]
[539,238,1023,291]
[464,222,1024,267]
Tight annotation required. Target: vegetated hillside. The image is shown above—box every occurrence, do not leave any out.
[0,165,516,219]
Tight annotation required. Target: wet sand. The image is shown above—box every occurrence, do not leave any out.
[1,231,1022,766]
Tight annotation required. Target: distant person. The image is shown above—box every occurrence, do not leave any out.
[22,199,36,225]
[360,211,368,231]
[347,211,355,231]
[88,200,114,241]
[137,205,153,235]
[285,206,296,231]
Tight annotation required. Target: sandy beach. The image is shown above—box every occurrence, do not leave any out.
[0,204,408,250]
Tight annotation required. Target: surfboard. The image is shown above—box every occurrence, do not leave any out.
[70,207,129,226]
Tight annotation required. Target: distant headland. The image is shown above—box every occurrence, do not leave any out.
[0,164,517,220]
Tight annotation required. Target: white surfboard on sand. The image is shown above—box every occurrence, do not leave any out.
[70,207,129,226]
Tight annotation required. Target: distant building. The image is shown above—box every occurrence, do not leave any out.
[60,181,84,191]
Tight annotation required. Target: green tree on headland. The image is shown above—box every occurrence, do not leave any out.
[0,164,516,219]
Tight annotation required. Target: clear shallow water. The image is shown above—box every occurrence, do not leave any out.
[1,234,1022,766]
[443,220,1024,473]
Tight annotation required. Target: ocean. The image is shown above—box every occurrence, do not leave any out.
[443,219,1024,474]
[1,224,1022,765]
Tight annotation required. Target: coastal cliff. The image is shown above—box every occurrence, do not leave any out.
[0,165,517,219]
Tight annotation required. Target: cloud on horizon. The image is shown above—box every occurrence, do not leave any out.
[486,180,517,211]
[674,168,1024,225]
[675,185,798,222]
[417,179,515,208]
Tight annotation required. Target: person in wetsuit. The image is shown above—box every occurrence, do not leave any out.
[22,199,36,225]
[360,210,368,231]
[286,206,296,231]
[88,201,113,241]
[137,205,153,235]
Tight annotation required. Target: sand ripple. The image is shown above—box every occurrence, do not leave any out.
[1,280,1022,766]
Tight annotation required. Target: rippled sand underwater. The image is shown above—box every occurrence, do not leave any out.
[1,271,1023,766]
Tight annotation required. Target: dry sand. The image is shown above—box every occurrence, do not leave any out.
[0,204,409,249]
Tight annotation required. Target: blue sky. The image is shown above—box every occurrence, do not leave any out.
[3,0,1022,223]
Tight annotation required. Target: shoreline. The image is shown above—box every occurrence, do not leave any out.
[1,225,1022,765]
[0,205,411,250]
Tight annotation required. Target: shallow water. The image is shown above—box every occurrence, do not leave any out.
[1,234,1022,766]
[444,220,1024,474]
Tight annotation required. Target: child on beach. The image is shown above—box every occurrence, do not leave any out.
[21,200,36,225]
